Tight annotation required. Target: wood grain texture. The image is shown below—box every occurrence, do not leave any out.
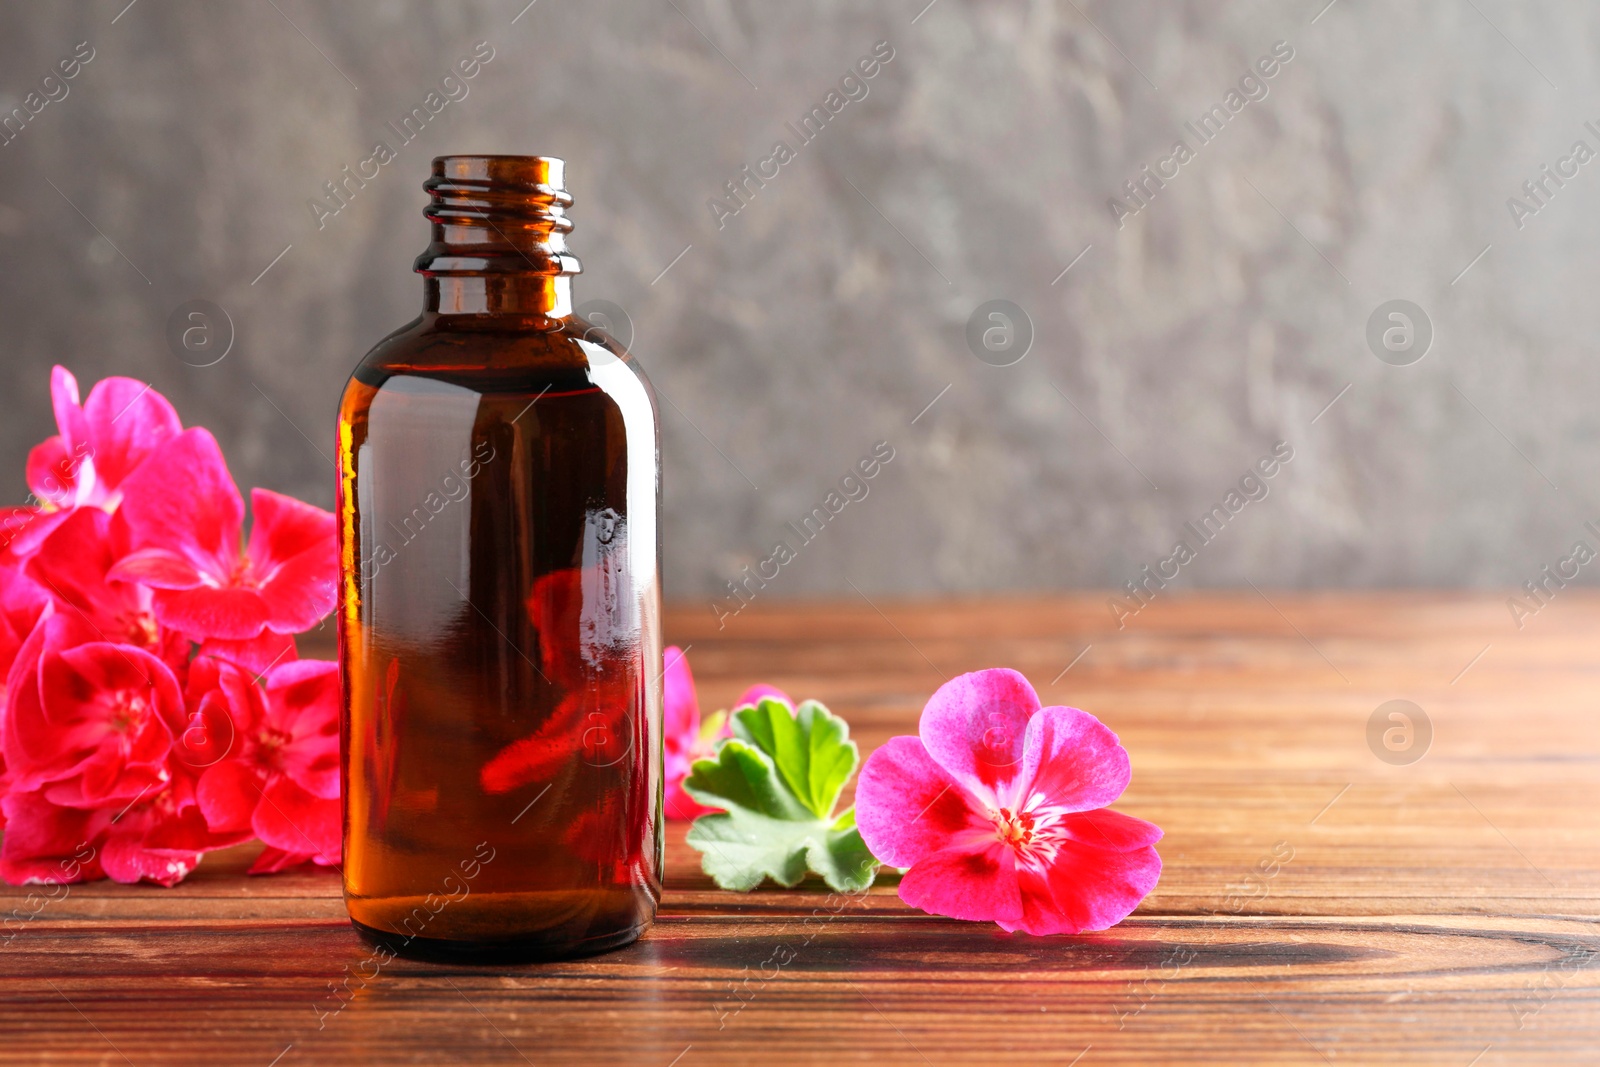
[2,593,1598,1065]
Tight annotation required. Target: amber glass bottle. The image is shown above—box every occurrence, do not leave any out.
[336,156,662,961]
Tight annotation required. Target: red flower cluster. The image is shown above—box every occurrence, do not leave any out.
[0,368,339,885]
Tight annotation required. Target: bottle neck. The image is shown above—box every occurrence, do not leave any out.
[424,274,573,319]
[415,155,580,326]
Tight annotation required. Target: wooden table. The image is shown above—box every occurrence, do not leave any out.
[3,594,1598,1065]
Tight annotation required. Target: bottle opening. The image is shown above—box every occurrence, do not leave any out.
[415,154,582,278]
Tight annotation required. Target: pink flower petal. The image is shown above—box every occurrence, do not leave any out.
[24,437,84,510]
[897,839,1025,928]
[1014,839,1163,935]
[248,845,315,874]
[116,428,243,584]
[918,668,1040,806]
[1017,706,1132,813]
[98,835,202,887]
[149,586,273,642]
[1061,807,1164,852]
[856,736,983,868]
[0,556,49,685]
[48,367,87,450]
[264,659,341,800]
[78,374,181,491]
[106,547,206,590]
[198,630,297,677]
[247,489,336,631]
[252,776,340,860]
[663,645,700,744]
[0,790,101,885]
[0,504,69,557]
[197,760,263,834]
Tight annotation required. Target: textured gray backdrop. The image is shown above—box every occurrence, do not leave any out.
[1,0,1594,612]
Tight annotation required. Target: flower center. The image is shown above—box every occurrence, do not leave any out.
[993,807,1036,849]
[110,691,148,734]
[257,725,292,769]
[230,558,260,590]
[991,799,1067,868]
[121,612,159,648]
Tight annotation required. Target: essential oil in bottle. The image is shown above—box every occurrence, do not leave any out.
[336,156,662,961]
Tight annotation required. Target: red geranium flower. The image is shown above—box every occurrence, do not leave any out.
[0,775,247,887]
[2,614,185,810]
[0,555,49,701]
[0,369,343,886]
[24,507,188,669]
[191,657,341,870]
[108,428,337,641]
[855,669,1162,935]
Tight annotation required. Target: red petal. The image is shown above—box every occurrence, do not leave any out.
[264,659,341,799]
[196,760,264,834]
[199,630,296,677]
[106,547,206,590]
[252,545,337,634]
[1061,807,1163,852]
[897,839,1025,928]
[49,367,86,448]
[98,835,202,886]
[29,508,120,605]
[25,437,86,509]
[252,776,340,861]
[1015,840,1163,935]
[149,586,271,642]
[28,509,164,656]
[246,489,335,576]
[0,557,49,683]
[116,428,243,583]
[248,845,314,874]
[0,790,102,886]
[0,506,69,558]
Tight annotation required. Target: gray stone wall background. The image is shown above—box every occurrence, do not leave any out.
[1,0,1595,608]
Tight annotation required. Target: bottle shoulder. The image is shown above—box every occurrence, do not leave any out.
[346,314,653,397]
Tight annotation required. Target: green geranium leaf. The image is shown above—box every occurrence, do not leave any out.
[684,698,877,893]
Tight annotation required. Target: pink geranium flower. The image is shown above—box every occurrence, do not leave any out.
[663,646,717,821]
[856,669,1162,935]
[662,645,790,820]
[26,366,182,512]
[4,366,181,556]
[108,428,337,641]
